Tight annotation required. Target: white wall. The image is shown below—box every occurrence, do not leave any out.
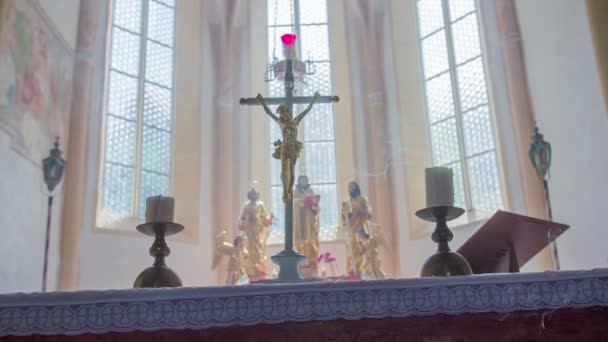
[516,0,608,270]
[39,0,80,49]
[0,133,62,293]
[0,0,80,293]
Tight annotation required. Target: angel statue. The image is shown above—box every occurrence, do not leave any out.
[356,228,386,279]
[212,231,249,285]
[255,91,321,202]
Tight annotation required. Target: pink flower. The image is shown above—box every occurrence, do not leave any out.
[318,252,336,263]
[281,33,297,46]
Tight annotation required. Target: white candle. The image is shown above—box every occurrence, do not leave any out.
[145,195,175,223]
[425,167,454,208]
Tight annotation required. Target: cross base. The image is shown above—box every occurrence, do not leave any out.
[253,251,321,284]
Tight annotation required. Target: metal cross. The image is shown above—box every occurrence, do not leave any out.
[239,59,338,282]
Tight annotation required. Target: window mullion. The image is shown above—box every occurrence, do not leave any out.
[132,0,150,216]
[441,0,474,212]
[292,0,307,175]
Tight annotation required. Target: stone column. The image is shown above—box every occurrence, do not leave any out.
[586,0,608,113]
[58,0,108,290]
[491,0,553,269]
[342,0,410,277]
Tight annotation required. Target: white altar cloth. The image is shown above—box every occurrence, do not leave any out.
[2,269,608,336]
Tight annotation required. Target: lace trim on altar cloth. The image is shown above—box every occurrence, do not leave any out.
[2,269,608,336]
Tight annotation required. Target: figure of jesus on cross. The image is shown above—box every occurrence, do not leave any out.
[240,33,339,282]
[255,91,319,203]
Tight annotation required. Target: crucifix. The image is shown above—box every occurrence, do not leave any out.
[239,34,339,282]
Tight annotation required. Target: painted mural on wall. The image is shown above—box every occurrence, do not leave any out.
[0,0,74,164]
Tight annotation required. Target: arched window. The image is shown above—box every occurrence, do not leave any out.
[266,0,339,243]
[97,0,176,228]
[416,0,503,220]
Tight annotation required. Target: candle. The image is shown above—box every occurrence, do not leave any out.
[145,195,175,223]
[425,167,454,207]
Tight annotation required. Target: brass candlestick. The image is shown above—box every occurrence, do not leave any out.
[416,206,472,277]
[133,222,184,288]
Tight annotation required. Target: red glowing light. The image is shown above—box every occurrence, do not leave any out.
[281,33,297,46]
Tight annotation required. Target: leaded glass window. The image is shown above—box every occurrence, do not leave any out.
[98,0,176,228]
[416,0,503,220]
[267,0,339,243]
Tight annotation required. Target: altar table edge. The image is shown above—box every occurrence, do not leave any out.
[1,269,608,337]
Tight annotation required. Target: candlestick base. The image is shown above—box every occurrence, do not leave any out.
[133,222,184,288]
[416,206,472,277]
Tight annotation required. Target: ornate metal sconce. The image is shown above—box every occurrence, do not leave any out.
[528,125,560,269]
[41,138,66,291]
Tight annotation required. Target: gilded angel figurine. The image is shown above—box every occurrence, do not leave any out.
[356,228,386,280]
[238,187,273,279]
[212,231,249,285]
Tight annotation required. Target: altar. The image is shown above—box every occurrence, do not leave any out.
[2,269,608,341]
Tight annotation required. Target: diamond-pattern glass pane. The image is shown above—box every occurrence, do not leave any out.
[138,171,170,218]
[142,126,171,174]
[425,73,454,123]
[446,161,466,209]
[302,62,331,95]
[107,71,138,120]
[145,41,173,87]
[417,0,445,37]
[270,144,282,185]
[467,152,503,215]
[449,0,476,21]
[421,30,449,78]
[462,105,494,156]
[148,0,175,46]
[105,115,136,166]
[113,0,143,33]
[101,0,176,224]
[302,105,334,141]
[418,0,502,221]
[268,0,294,26]
[430,118,459,165]
[268,108,283,141]
[300,25,330,61]
[452,13,481,65]
[314,184,339,241]
[457,57,487,111]
[103,163,134,215]
[299,0,327,24]
[110,27,141,75]
[268,185,286,243]
[304,142,336,183]
[143,82,172,130]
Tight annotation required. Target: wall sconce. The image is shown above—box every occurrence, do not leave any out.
[41,138,66,291]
